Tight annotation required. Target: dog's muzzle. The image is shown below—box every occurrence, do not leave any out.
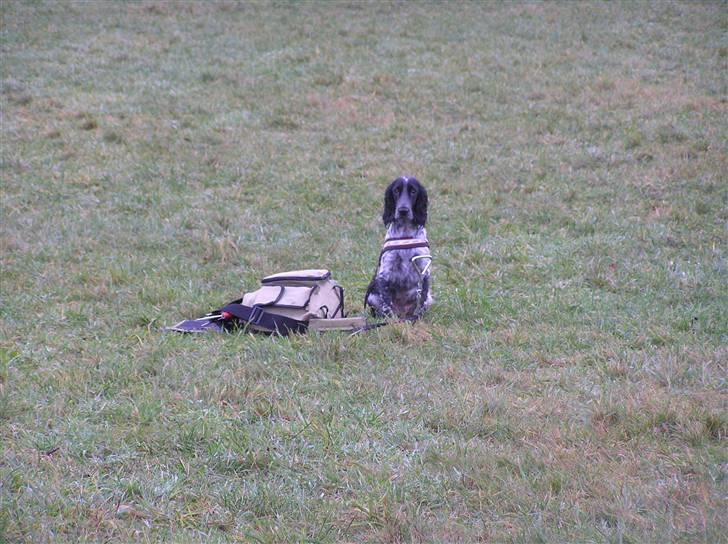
[396,207,411,220]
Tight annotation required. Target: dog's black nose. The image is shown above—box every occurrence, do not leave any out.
[397,207,410,216]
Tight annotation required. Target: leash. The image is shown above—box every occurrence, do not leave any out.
[348,320,389,336]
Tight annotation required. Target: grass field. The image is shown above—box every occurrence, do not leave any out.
[1,1,727,542]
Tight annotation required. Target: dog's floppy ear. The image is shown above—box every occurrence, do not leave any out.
[382,181,396,225]
[412,179,428,226]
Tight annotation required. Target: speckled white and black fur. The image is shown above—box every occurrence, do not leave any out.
[365,176,432,320]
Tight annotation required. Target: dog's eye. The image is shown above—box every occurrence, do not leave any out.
[408,187,416,196]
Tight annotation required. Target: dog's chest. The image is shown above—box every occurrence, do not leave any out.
[379,247,427,288]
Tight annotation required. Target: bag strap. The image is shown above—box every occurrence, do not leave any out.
[308,316,366,332]
[220,302,308,336]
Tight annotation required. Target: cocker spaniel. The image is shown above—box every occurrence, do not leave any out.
[365,176,432,320]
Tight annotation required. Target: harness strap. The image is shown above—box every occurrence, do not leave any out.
[411,254,432,276]
[377,238,430,269]
[220,302,308,336]
[381,238,430,253]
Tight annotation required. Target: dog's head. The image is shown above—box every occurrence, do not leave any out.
[382,176,428,227]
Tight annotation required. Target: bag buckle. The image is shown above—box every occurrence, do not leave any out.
[248,305,265,326]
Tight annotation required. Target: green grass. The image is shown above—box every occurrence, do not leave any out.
[1,1,726,542]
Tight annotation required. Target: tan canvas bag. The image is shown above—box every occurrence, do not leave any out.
[223,269,365,334]
[168,269,365,334]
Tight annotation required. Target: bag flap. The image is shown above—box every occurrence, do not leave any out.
[275,286,315,309]
[243,285,283,307]
[243,285,314,310]
[261,269,331,285]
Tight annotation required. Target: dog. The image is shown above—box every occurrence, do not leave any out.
[365,176,432,320]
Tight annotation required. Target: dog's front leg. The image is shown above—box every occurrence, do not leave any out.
[365,277,395,317]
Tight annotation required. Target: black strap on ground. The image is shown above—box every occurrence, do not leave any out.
[348,320,389,336]
[220,302,308,336]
